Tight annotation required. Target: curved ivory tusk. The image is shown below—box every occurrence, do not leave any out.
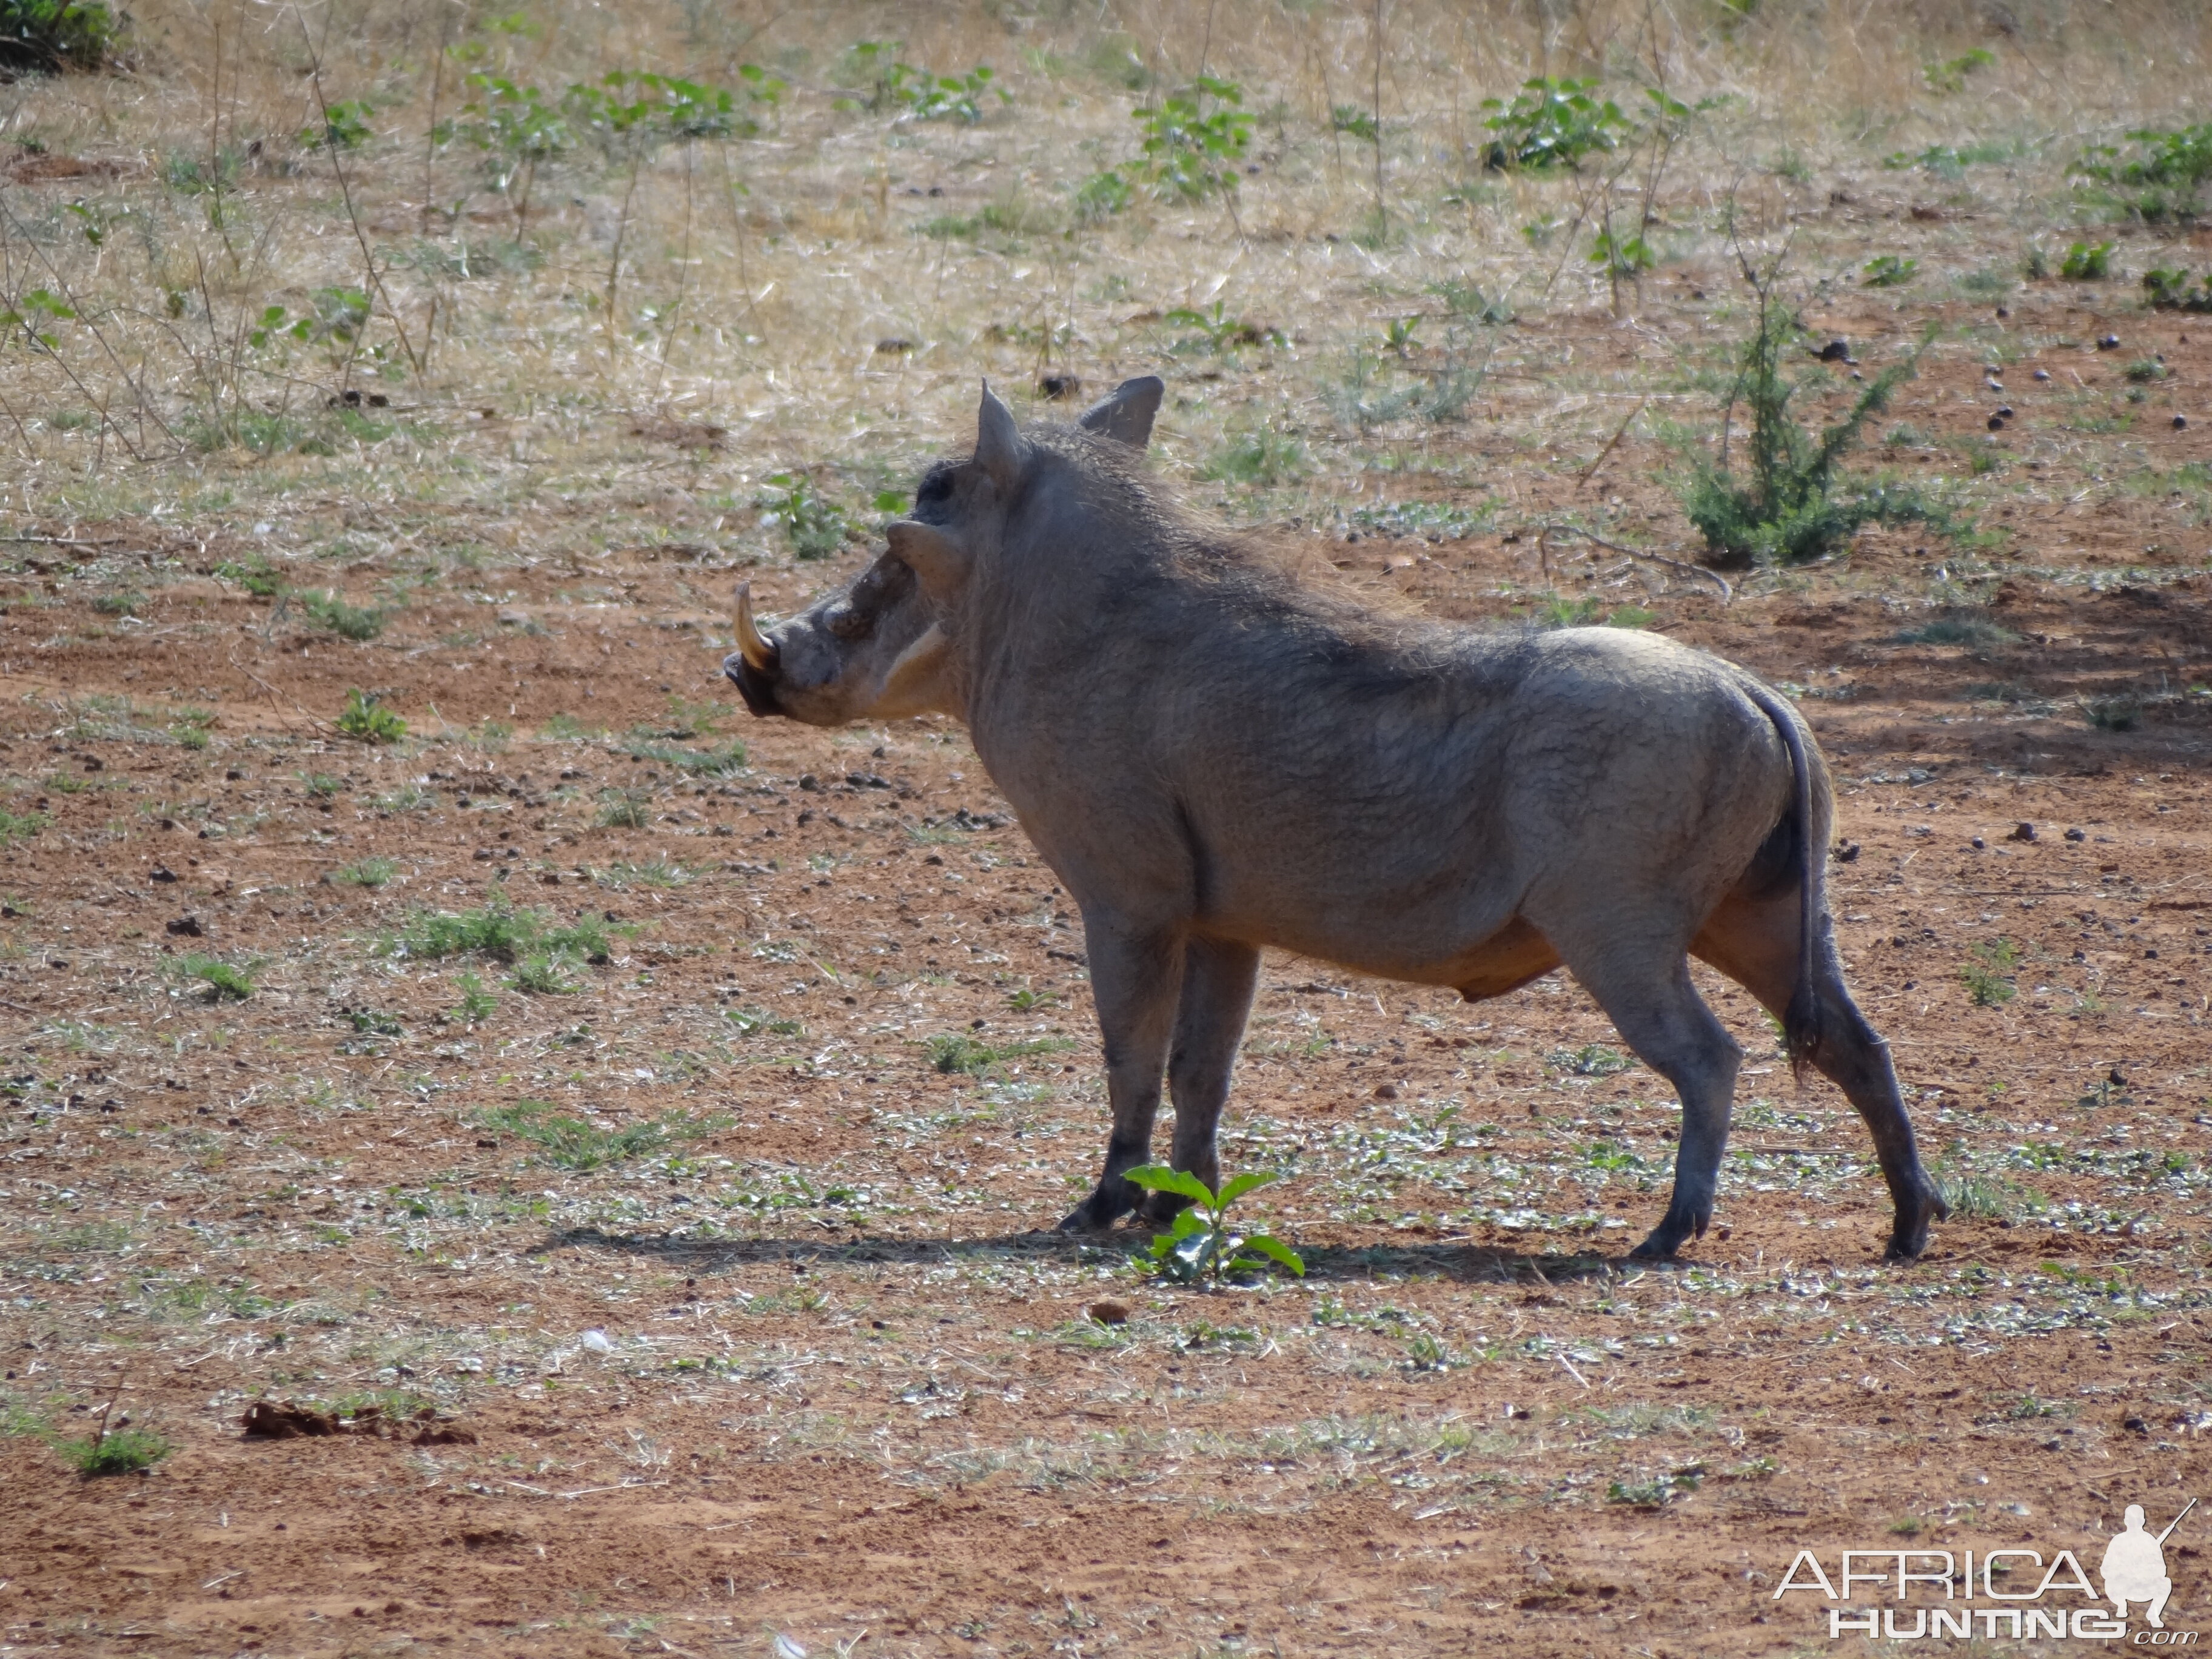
[732,582,777,671]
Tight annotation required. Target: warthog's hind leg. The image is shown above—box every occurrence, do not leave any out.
[1142,938,1261,1222]
[1058,919,1184,1233]
[1564,950,1743,1261]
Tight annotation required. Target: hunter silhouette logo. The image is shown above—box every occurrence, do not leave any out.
[2104,1501,2195,1631]
[1775,1495,2197,1642]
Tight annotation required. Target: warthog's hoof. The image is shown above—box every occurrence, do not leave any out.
[1137,1188,1193,1225]
[1880,1177,1949,1262]
[1629,1204,1709,1262]
[1057,1183,1139,1233]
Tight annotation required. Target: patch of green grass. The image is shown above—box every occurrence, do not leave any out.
[2074,122,2212,222]
[0,807,52,846]
[505,951,580,994]
[346,1007,403,1036]
[2143,266,2212,312]
[596,789,652,830]
[215,557,284,597]
[620,737,747,776]
[2082,694,2144,732]
[1529,594,1654,631]
[540,712,598,740]
[596,858,691,890]
[167,953,257,1000]
[927,1033,1073,1076]
[336,689,406,744]
[1943,1170,2045,1222]
[300,590,390,640]
[2122,358,2168,384]
[1198,428,1309,486]
[385,901,609,965]
[1606,1468,1702,1507]
[55,1426,170,1478]
[1550,1043,1637,1077]
[91,589,144,617]
[1862,253,1917,287]
[472,1098,722,1171]
[1892,609,2018,652]
[331,856,397,888]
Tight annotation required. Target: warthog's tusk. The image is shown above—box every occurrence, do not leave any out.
[732,582,777,671]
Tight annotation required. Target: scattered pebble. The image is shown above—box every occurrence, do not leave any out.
[1087,1299,1131,1326]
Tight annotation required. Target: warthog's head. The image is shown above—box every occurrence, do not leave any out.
[723,375,1162,726]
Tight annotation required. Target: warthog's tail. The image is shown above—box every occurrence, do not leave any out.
[1735,675,1826,1082]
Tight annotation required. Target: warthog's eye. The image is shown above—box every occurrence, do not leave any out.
[914,464,957,512]
[825,602,871,642]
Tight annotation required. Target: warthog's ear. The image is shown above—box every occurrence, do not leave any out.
[1078,375,1165,450]
[885,520,967,603]
[975,380,1025,492]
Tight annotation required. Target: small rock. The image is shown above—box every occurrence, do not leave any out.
[1987,415,2005,431]
[1997,405,2014,419]
[1037,372,1083,401]
[2006,822,2037,843]
[165,915,204,937]
[1834,840,1861,863]
[2064,826,2087,842]
[2175,414,2189,431]
[1087,1298,1131,1326]
[1815,338,1851,362]
[2098,333,2121,350]
[2033,367,2051,380]
[1373,1082,1399,1100]
[579,1329,615,1354]
[1971,836,1986,850]
[874,337,914,355]
[150,865,178,882]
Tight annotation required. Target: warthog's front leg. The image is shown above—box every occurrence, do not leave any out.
[1059,918,1185,1232]
[1144,937,1261,1223]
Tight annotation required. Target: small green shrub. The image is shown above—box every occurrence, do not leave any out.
[1607,1469,1702,1508]
[1125,1165,1303,1284]
[2123,358,2168,384]
[1161,300,1281,354]
[169,953,257,1000]
[2075,123,2212,221]
[620,737,746,776]
[1530,595,1653,631]
[1960,939,2019,1007]
[0,0,122,72]
[332,856,396,888]
[1480,76,1627,170]
[56,1426,170,1478]
[1943,1170,2043,1223]
[2144,267,2212,312]
[1680,270,1930,569]
[2059,240,2114,281]
[1131,76,1252,200]
[92,589,144,617]
[336,689,406,744]
[307,99,375,150]
[301,591,389,640]
[0,807,50,846]
[844,43,1007,123]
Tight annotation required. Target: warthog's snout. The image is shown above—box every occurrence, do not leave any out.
[724,583,784,717]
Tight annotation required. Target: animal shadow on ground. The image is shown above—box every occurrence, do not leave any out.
[541,1224,1717,1285]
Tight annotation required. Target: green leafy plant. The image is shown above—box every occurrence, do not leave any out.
[1161,300,1280,354]
[926,1033,1071,1076]
[1590,226,1655,281]
[2075,123,2212,221]
[306,98,375,150]
[1124,1165,1304,1284]
[169,953,257,1001]
[1681,261,1930,568]
[449,970,499,1024]
[335,689,406,744]
[0,807,51,846]
[1892,609,2017,652]
[755,472,850,560]
[0,0,121,72]
[214,557,284,597]
[1074,169,1133,223]
[1479,77,1628,170]
[332,856,397,888]
[1607,1468,1703,1507]
[1199,428,1309,486]
[845,43,1005,123]
[1960,939,2020,1007]
[1131,76,1252,200]
[595,788,652,830]
[444,76,572,234]
[2059,240,2114,280]
[1331,104,1378,142]
[2143,266,2212,312]
[1862,253,1918,287]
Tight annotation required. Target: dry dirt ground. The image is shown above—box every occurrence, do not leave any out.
[2,280,2210,1659]
[3,8,2212,1653]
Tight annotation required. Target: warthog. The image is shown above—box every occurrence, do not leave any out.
[726,378,1946,1261]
